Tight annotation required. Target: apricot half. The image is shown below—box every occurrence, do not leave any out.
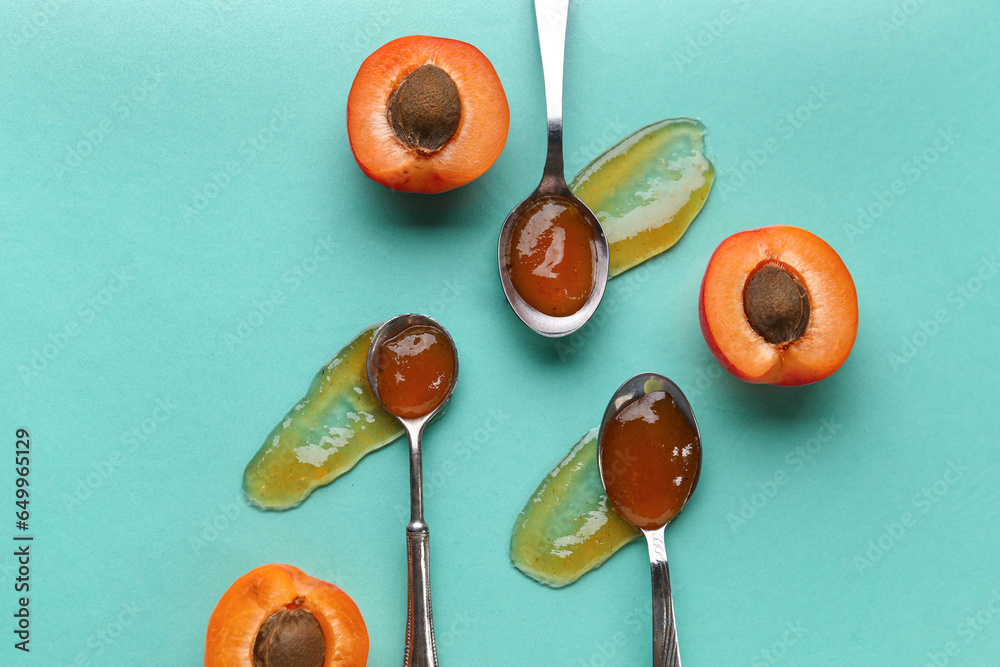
[347,35,509,193]
[205,564,368,667]
[699,226,858,386]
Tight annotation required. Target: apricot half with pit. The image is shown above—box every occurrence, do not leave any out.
[205,564,368,667]
[347,35,509,193]
[699,225,858,386]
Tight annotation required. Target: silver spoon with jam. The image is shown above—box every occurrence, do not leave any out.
[366,314,459,667]
[497,0,610,337]
[598,373,702,667]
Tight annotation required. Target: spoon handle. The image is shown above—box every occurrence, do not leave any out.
[534,0,568,184]
[403,421,438,667]
[405,527,438,667]
[646,527,682,667]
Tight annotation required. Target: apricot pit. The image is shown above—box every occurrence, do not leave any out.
[386,64,461,155]
[253,605,325,667]
[743,264,810,346]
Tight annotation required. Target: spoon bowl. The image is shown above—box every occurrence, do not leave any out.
[366,313,458,667]
[497,0,610,338]
[598,372,702,667]
[598,373,702,495]
[366,313,459,430]
[498,186,609,337]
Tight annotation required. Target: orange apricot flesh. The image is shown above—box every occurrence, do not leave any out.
[205,564,368,667]
[347,35,509,194]
[699,226,858,386]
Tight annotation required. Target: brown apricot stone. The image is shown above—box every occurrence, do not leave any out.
[386,64,461,155]
[253,604,326,667]
[743,264,811,346]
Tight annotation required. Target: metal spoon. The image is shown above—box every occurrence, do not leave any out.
[366,314,459,667]
[598,373,702,667]
[497,0,610,338]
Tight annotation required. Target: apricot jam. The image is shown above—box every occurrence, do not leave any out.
[599,392,700,530]
[506,195,596,317]
[375,325,456,419]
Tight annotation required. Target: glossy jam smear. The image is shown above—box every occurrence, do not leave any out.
[506,195,596,317]
[570,118,714,277]
[243,325,403,510]
[600,392,700,530]
[511,429,641,588]
[375,324,456,419]
[510,118,714,588]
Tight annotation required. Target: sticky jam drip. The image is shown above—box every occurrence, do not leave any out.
[506,195,596,317]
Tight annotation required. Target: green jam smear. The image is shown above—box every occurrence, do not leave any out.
[243,324,403,510]
[570,118,715,277]
[511,429,641,588]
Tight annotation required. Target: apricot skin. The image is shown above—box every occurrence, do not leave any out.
[699,226,858,386]
[205,564,368,667]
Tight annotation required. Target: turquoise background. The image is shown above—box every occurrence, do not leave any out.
[2,0,999,665]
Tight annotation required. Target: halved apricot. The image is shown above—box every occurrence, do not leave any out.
[205,564,368,667]
[347,35,509,194]
[699,226,858,386]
